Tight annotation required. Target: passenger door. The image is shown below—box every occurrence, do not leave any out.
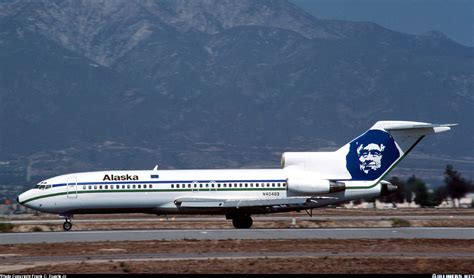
[67,177,78,198]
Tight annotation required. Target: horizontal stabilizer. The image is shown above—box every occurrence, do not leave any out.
[372,121,457,134]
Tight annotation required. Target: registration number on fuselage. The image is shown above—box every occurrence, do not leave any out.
[262,192,280,197]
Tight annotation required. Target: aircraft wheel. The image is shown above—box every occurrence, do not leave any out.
[232,215,253,229]
[63,221,72,231]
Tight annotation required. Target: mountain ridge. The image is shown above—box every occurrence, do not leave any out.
[0,0,472,194]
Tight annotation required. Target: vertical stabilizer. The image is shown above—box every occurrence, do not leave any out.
[337,121,456,181]
[283,121,455,182]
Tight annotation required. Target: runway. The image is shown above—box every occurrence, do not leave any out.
[2,227,474,244]
[3,214,474,225]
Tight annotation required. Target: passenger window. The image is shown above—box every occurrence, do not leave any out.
[94,185,97,189]
[127,185,130,189]
[83,185,86,190]
[138,185,141,189]
[105,185,108,189]
[99,185,103,190]
[88,185,92,190]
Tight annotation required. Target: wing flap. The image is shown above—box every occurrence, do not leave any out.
[174,196,337,208]
[174,196,312,208]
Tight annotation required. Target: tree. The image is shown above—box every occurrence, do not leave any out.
[407,175,430,207]
[444,165,471,207]
[431,186,448,207]
[403,176,416,205]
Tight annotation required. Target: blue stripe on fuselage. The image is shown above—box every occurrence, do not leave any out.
[52,179,287,188]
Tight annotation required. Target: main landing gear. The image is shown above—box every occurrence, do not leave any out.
[231,215,253,229]
[61,216,73,231]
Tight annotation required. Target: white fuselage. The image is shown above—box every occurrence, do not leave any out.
[17,121,454,224]
[18,168,381,216]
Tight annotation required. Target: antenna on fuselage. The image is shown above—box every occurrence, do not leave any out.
[153,165,159,171]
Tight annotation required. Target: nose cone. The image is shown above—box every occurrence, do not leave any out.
[17,192,25,205]
[17,191,31,207]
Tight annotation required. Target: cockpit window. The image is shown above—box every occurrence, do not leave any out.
[35,181,47,189]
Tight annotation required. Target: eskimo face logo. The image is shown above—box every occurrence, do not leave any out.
[346,130,400,181]
[357,143,385,174]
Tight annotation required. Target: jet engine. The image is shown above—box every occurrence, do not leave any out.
[287,178,346,196]
[380,180,398,196]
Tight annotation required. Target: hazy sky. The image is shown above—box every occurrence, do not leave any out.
[292,0,473,47]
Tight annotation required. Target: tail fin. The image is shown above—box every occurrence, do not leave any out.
[282,121,456,182]
[338,121,456,181]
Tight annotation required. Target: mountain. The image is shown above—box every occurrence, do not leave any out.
[0,0,473,199]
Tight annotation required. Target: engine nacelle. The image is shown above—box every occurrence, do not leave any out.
[287,178,346,196]
[380,180,398,196]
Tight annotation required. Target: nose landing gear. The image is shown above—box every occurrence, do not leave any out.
[63,219,72,231]
[60,215,73,231]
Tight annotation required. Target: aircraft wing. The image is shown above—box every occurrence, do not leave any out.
[174,196,336,208]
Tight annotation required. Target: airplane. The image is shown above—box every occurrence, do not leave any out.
[17,121,456,231]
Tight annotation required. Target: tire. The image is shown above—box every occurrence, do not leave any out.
[232,215,253,229]
[63,221,72,231]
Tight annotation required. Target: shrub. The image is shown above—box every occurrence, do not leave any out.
[0,223,14,232]
[391,218,411,227]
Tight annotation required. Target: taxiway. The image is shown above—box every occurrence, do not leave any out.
[1,227,474,244]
